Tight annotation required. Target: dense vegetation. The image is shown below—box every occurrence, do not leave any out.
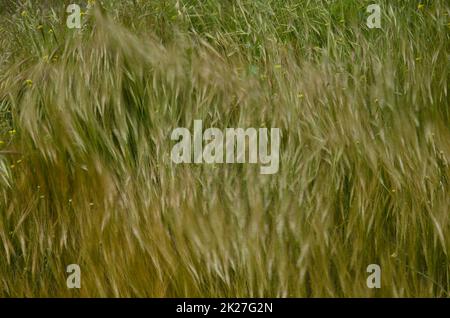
[0,0,448,297]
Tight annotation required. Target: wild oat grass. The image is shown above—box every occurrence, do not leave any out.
[0,0,448,297]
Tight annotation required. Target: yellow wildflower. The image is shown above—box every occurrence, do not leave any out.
[418,4,424,10]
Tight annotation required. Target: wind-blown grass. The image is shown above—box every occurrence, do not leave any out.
[0,0,448,297]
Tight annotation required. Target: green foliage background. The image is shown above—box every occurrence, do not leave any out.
[0,0,448,297]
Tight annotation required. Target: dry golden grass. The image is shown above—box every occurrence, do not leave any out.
[0,0,448,297]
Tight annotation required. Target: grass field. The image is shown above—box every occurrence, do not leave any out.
[0,0,449,297]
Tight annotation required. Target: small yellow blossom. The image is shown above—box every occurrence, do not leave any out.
[298,93,304,98]
[21,11,28,17]
[25,79,33,86]
[0,141,4,145]
[8,129,16,135]
[418,4,424,10]
[10,164,15,169]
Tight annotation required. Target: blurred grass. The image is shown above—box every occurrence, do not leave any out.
[0,0,449,297]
